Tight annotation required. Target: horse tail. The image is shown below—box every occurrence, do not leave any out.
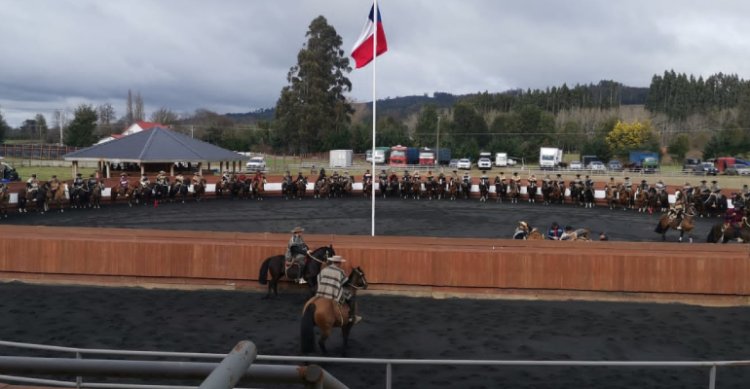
[300,303,317,354]
[258,257,270,285]
[654,217,666,234]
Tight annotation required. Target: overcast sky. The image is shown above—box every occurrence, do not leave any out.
[2,0,750,127]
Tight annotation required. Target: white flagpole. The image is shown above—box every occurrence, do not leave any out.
[370,0,378,237]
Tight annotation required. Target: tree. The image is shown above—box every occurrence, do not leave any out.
[126,90,134,126]
[34,114,48,142]
[0,110,9,143]
[668,134,690,161]
[414,105,438,146]
[150,107,178,125]
[97,103,116,136]
[134,92,145,121]
[273,15,352,153]
[65,104,98,147]
[605,120,659,157]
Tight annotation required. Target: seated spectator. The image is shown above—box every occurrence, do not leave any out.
[560,226,576,241]
[547,222,563,240]
[599,232,609,241]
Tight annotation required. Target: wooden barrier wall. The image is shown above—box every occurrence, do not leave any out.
[1,226,749,300]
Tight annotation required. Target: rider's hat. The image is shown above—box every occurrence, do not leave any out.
[641,179,647,183]
[711,180,717,183]
[328,255,346,263]
[51,175,56,178]
[291,226,304,233]
[576,174,581,178]
[625,177,630,180]
[77,173,82,176]
[518,221,529,229]
[31,174,36,177]
[120,172,126,176]
[701,180,706,183]
[585,175,590,178]
[610,177,614,180]
[159,170,166,174]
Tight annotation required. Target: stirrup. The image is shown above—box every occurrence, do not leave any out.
[350,315,363,324]
[298,278,307,284]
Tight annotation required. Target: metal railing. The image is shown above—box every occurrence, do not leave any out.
[2,340,749,389]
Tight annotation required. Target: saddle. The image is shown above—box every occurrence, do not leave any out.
[285,254,307,282]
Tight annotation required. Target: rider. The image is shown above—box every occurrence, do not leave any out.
[192,172,202,186]
[710,180,721,194]
[117,172,128,190]
[156,170,169,187]
[221,170,232,184]
[316,255,362,324]
[413,171,420,181]
[363,169,372,184]
[378,169,388,183]
[296,171,306,184]
[698,180,710,197]
[140,175,151,188]
[639,179,649,192]
[174,172,185,186]
[574,174,583,188]
[286,226,312,283]
[512,172,521,186]
[316,168,327,183]
[683,181,693,197]
[669,190,686,230]
[654,179,666,194]
[252,169,263,185]
[513,221,529,240]
[462,171,471,189]
[27,173,39,195]
[528,174,537,187]
[49,175,61,194]
[742,184,750,198]
[479,171,489,187]
[547,221,563,240]
[623,177,632,193]
[342,171,351,183]
[584,175,594,189]
[73,173,85,191]
[607,177,616,190]
[331,171,340,182]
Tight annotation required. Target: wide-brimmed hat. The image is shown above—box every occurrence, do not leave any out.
[328,255,346,263]
[291,226,304,233]
[518,221,529,229]
[120,172,126,176]
[159,170,166,174]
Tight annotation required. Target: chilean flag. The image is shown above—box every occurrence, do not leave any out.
[351,4,388,69]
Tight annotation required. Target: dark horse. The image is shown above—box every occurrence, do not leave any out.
[258,245,335,299]
[300,266,368,356]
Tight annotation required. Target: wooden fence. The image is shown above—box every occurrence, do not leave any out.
[1,226,748,303]
[0,144,81,160]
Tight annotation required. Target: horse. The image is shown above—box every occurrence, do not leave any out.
[703,192,728,218]
[508,180,520,204]
[460,179,470,200]
[296,178,307,200]
[314,178,330,199]
[258,245,335,299]
[252,178,265,200]
[169,181,189,203]
[192,178,207,202]
[363,179,373,199]
[635,188,650,213]
[617,185,632,210]
[0,185,9,218]
[605,185,618,210]
[582,185,596,209]
[300,266,368,356]
[527,180,538,203]
[44,181,66,213]
[282,177,296,200]
[448,178,458,201]
[478,180,489,202]
[707,219,750,243]
[654,208,695,243]
[89,181,104,209]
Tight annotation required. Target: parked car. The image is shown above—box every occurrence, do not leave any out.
[448,159,459,169]
[245,156,266,171]
[682,158,701,172]
[0,162,19,182]
[477,157,492,169]
[607,160,622,171]
[587,161,606,172]
[724,164,750,176]
[457,158,472,170]
[569,160,583,170]
[693,162,718,176]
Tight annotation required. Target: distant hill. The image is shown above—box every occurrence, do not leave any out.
[224,87,649,124]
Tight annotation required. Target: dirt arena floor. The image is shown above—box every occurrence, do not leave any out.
[1,197,748,388]
[0,195,721,242]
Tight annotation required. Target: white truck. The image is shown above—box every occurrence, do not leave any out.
[539,147,563,169]
[330,149,353,168]
[495,152,508,167]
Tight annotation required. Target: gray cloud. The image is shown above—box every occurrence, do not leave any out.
[2,0,750,127]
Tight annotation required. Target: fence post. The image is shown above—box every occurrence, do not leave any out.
[75,351,82,389]
[708,365,716,389]
[385,363,392,389]
[198,340,256,389]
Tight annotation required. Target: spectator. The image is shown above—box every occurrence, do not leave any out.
[547,222,563,240]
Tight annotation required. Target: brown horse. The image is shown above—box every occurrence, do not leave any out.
[448,178,458,201]
[314,178,330,199]
[635,188,650,213]
[617,185,632,210]
[300,267,368,356]
[44,181,67,213]
[706,217,750,243]
[508,180,520,203]
[192,178,207,202]
[655,209,695,242]
[605,186,618,210]
[252,178,266,200]
[295,178,306,200]
[89,181,104,209]
[0,185,9,218]
[111,181,132,203]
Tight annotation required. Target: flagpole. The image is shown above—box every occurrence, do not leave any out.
[370,0,378,237]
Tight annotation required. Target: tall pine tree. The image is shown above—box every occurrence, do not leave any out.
[274,16,352,153]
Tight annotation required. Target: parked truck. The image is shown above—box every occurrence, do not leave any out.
[419,148,436,166]
[389,145,408,167]
[329,149,353,168]
[366,147,391,164]
[628,151,660,172]
[495,152,508,167]
[406,147,420,165]
[436,148,452,165]
[539,147,563,169]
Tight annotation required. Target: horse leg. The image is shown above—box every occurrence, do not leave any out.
[341,323,353,357]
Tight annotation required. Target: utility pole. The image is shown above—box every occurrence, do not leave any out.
[436,115,440,165]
